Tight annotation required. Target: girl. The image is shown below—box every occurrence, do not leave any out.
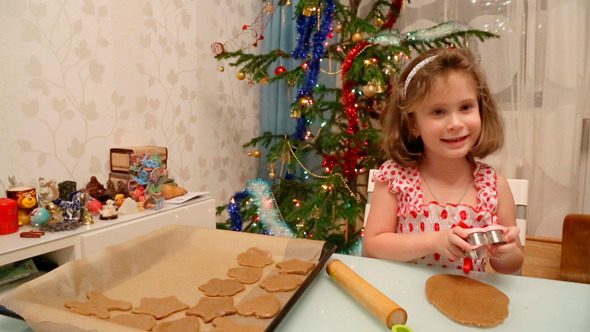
[364,47,523,274]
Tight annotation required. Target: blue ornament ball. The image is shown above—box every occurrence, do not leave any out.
[30,207,51,226]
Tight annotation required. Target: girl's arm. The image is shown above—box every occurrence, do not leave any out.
[363,181,472,262]
[487,173,524,274]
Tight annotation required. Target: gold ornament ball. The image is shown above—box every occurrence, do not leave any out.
[219,65,224,72]
[362,84,377,98]
[260,77,270,85]
[351,32,363,43]
[303,8,313,17]
[236,71,246,80]
[285,0,292,6]
[335,23,343,33]
[269,171,276,179]
[252,149,261,158]
[374,18,384,27]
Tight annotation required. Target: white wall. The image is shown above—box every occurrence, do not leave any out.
[0,0,261,220]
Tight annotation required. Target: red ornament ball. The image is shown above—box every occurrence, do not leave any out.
[274,65,287,75]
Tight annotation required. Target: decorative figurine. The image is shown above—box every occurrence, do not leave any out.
[99,199,118,220]
[45,202,64,224]
[105,179,117,198]
[56,191,85,223]
[116,180,129,196]
[7,188,38,226]
[38,177,59,206]
[81,206,94,225]
[84,176,107,200]
[114,194,126,208]
[7,174,23,188]
[57,181,77,201]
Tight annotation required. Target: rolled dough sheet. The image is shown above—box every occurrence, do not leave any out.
[425,274,509,327]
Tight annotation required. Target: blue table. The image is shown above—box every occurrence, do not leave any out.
[277,253,590,331]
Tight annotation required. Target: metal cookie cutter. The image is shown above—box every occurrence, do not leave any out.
[464,225,507,260]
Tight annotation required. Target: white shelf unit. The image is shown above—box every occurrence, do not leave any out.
[0,196,216,268]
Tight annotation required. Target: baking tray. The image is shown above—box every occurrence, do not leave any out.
[0,225,336,331]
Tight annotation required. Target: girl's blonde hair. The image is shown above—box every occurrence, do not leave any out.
[381,47,504,167]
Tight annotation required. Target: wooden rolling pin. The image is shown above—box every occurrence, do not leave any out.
[326,259,407,329]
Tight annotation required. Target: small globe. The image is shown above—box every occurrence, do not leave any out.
[30,207,51,226]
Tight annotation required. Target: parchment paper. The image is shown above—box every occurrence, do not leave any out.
[1,225,327,331]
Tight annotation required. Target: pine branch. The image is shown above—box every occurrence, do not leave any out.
[216,49,291,81]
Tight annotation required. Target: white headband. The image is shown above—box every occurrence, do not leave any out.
[403,55,439,98]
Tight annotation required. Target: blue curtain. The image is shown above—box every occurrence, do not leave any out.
[258,4,297,180]
[258,1,336,180]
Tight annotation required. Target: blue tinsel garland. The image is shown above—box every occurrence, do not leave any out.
[291,1,335,140]
[228,190,249,231]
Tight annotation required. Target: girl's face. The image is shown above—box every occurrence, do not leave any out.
[410,71,481,162]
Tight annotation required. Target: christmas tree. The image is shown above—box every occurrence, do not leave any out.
[212,0,497,253]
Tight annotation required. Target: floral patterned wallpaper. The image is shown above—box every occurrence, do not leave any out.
[0,0,261,220]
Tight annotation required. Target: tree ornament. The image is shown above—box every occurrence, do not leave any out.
[219,65,225,72]
[285,0,292,7]
[362,84,377,98]
[351,32,363,43]
[291,108,302,118]
[274,65,287,75]
[260,76,270,85]
[251,149,261,158]
[374,17,384,27]
[302,7,314,17]
[335,23,343,33]
[236,71,246,80]
[269,171,276,179]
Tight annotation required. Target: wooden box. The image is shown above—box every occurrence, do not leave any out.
[110,146,167,172]
[108,172,134,188]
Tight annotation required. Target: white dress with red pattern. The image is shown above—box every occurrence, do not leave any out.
[374,160,499,272]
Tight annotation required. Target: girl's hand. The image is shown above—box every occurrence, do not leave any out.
[486,226,521,261]
[436,227,473,261]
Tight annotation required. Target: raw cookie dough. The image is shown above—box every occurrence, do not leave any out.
[64,291,132,319]
[210,317,264,332]
[153,316,200,332]
[425,274,509,327]
[276,258,316,275]
[132,295,189,319]
[110,313,157,331]
[185,297,236,323]
[237,247,274,268]
[199,278,245,297]
[236,294,281,319]
[259,274,304,292]
[227,266,263,284]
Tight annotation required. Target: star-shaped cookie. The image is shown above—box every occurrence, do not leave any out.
[64,291,132,319]
[186,297,236,323]
[131,295,189,319]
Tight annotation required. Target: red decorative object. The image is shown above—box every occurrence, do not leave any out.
[274,65,287,75]
[0,198,19,235]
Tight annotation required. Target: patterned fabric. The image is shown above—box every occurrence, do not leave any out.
[374,160,498,271]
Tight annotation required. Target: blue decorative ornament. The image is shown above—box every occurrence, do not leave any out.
[30,207,51,226]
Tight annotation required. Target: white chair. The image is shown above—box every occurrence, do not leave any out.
[363,169,377,228]
[363,171,529,247]
[507,179,528,246]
